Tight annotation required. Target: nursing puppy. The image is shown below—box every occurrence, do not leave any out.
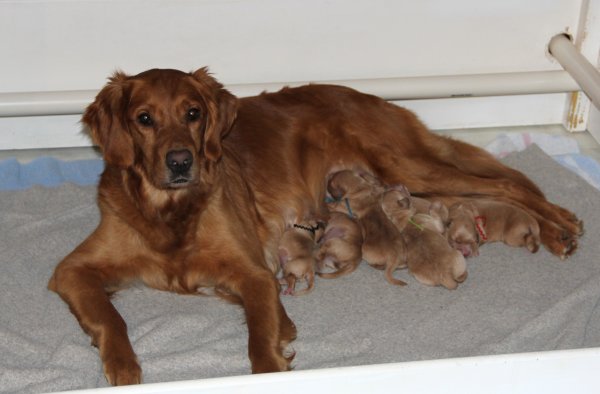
[447,200,541,258]
[381,187,467,290]
[380,186,414,232]
[278,220,322,295]
[315,212,363,279]
[327,170,408,286]
[384,188,447,233]
[410,196,448,234]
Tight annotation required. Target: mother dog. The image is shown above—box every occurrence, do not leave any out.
[48,68,582,385]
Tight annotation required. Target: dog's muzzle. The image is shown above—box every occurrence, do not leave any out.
[166,149,193,185]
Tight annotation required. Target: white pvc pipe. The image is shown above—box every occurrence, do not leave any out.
[0,71,580,118]
[232,71,579,101]
[0,90,95,118]
[549,33,600,110]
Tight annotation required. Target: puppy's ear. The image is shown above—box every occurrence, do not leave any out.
[327,177,346,200]
[396,195,411,210]
[429,200,449,222]
[192,67,239,162]
[464,202,479,217]
[389,183,411,197]
[83,72,134,168]
[358,172,383,188]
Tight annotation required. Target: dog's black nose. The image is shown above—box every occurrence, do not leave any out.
[166,149,193,174]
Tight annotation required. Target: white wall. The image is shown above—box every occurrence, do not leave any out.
[0,0,594,149]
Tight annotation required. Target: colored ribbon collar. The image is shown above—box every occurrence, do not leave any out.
[475,215,488,241]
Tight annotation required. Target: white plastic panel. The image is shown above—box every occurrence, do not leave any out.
[0,0,592,147]
[52,348,600,394]
[0,0,583,92]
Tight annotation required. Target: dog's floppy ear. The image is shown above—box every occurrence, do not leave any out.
[192,67,239,162]
[83,72,134,168]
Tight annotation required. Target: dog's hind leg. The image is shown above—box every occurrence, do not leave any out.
[379,161,580,258]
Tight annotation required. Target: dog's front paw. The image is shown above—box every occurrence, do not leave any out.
[250,345,293,373]
[103,355,142,386]
[252,354,291,373]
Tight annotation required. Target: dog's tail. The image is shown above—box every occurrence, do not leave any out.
[385,265,407,286]
[384,251,407,286]
[317,260,360,279]
[292,271,315,296]
[426,133,545,197]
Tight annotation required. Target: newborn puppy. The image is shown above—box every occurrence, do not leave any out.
[382,187,467,290]
[447,200,541,258]
[278,219,321,296]
[384,186,447,233]
[380,185,414,231]
[410,196,448,234]
[327,170,408,286]
[327,169,385,202]
[315,212,363,279]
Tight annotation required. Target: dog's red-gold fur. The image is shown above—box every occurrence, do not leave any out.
[48,68,582,385]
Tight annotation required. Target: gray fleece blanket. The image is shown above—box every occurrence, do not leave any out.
[1,145,600,393]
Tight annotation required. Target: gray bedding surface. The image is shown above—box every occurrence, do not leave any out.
[1,145,600,393]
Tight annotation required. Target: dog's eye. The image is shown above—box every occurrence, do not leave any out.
[137,113,154,127]
[187,108,201,122]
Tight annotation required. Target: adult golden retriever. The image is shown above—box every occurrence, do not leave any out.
[48,67,582,385]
